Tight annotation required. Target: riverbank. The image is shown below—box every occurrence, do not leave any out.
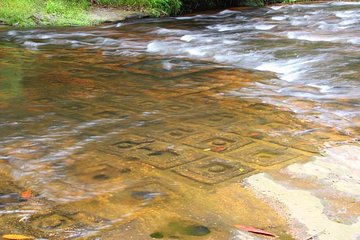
[0,0,292,27]
[0,0,147,27]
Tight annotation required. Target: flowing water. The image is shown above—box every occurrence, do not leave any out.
[0,2,359,239]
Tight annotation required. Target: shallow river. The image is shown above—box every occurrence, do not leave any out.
[0,2,359,240]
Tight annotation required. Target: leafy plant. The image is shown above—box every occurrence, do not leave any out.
[44,0,90,26]
[282,0,297,3]
[0,0,39,26]
[94,0,182,16]
[0,0,91,27]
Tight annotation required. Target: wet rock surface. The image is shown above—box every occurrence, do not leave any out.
[0,2,359,239]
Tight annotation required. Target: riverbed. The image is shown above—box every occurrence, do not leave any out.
[0,2,359,239]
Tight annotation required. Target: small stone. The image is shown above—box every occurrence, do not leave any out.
[131,191,160,200]
[92,174,110,180]
[211,146,226,152]
[184,225,210,236]
[150,232,164,238]
[116,142,133,149]
[119,168,131,173]
[127,156,140,161]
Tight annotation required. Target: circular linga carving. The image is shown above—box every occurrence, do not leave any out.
[127,156,140,161]
[169,130,183,137]
[149,151,162,156]
[69,106,80,110]
[209,116,222,122]
[170,105,182,111]
[251,103,269,110]
[256,150,278,159]
[212,139,226,146]
[141,101,154,107]
[116,142,133,149]
[92,174,110,180]
[184,225,211,236]
[67,104,85,111]
[120,168,131,173]
[95,111,116,118]
[258,154,272,159]
[208,165,226,173]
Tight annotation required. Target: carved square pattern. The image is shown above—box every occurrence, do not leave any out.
[97,134,155,157]
[123,141,205,169]
[182,132,252,153]
[227,144,302,166]
[174,158,253,184]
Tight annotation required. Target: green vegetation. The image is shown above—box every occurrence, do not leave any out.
[0,0,290,27]
[0,0,90,27]
[44,0,90,25]
[179,0,268,13]
[281,0,297,3]
[94,0,182,16]
[0,0,39,26]
[0,0,180,26]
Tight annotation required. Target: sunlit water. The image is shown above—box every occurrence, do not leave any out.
[0,2,359,239]
[3,1,360,130]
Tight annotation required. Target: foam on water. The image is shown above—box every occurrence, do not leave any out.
[254,24,276,30]
[255,57,318,82]
[347,38,360,44]
[153,27,192,35]
[180,34,197,42]
[206,24,245,32]
[286,31,352,43]
[270,5,283,11]
[331,1,360,6]
[271,16,287,21]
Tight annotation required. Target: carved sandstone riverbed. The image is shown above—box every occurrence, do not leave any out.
[0,2,359,239]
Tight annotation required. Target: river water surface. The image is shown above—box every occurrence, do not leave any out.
[0,2,359,240]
